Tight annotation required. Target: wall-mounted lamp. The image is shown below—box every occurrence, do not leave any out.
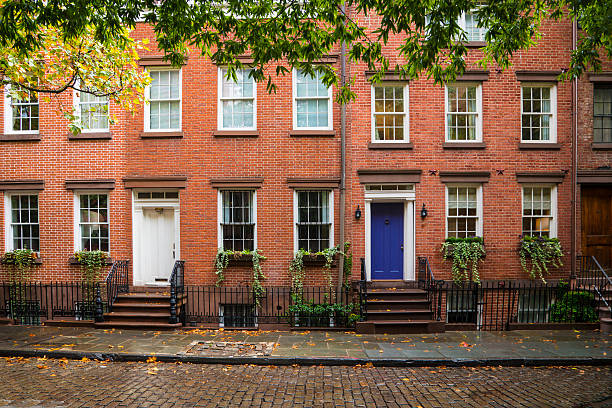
[420,203,428,219]
[355,205,362,220]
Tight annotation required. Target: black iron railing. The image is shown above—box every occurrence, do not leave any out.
[184,285,357,328]
[99,260,129,321]
[428,279,600,331]
[358,258,367,321]
[169,260,185,324]
[577,255,611,315]
[0,282,108,324]
[417,256,443,321]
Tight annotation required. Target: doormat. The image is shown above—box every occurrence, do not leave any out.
[182,341,276,357]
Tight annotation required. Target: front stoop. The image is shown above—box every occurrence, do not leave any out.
[94,292,185,330]
[356,282,445,334]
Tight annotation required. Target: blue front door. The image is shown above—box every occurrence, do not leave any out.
[371,202,404,280]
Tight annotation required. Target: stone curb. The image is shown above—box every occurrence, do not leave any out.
[0,348,610,367]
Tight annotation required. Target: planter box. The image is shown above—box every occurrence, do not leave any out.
[69,257,113,266]
[226,253,254,266]
[443,243,486,259]
[301,254,339,266]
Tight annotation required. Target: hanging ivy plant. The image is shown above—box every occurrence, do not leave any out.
[519,235,564,283]
[343,241,353,289]
[1,249,38,283]
[214,248,267,304]
[289,244,345,302]
[74,250,108,284]
[440,237,486,283]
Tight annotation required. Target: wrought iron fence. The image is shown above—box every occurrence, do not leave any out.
[0,282,109,324]
[184,285,357,328]
[430,280,600,330]
[577,255,611,316]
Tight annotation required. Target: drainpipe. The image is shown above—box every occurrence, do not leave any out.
[570,18,578,280]
[337,4,347,303]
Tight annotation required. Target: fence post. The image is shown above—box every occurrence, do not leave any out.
[94,284,104,323]
[169,283,177,324]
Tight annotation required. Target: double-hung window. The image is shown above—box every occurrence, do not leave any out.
[75,90,109,131]
[445,84,482,142]
[372,85,408,142]
[4,86,39,134]
[75,193,109,252]
[219,191,256,251]
[218,68,256,130]
[522,186,556,237]
[446,185,482,238]
[293,69,332,130]
[5,194,39,251]
[295,191,333,252]
[521,84,556,142]
[594,85,612,143]
[460,5,487,42]
[145,69,181,131]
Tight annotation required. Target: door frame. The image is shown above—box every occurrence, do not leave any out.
[364,187,415,282]
[131,190,181,286]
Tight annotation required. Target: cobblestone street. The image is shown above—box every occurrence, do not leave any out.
[0,358,609,407]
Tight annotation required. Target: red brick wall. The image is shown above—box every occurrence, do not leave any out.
[0,15,589,285]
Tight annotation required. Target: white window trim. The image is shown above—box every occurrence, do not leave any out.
[4,192,39,252]
[73,191,111,254]
[292,68,333,131]
[143,67,182,132]
[73,88,110,133]
[520,83,557,143]
[293,189,334,253]
[521,184,557,238]
[216,189,258,250]
[217,67,257,131]
[444,82,483,142]
[445,184,483,238]
[370,83,409,143]
[457,9,487,42]
[3,85,39,135]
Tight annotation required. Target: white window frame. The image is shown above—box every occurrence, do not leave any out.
[520,83,557,143]
[457,8,487,42]
[73,191,111,253]
[370,84,409,143]
[216,189,258,250]
[4,192,40,252]
[292,68,333,131]
[445,184,483,238]
[444,82,483,142]
[293,189,334,253]
[217,67,257,131]
[144,67,182,132]
[73,88,110,133]
[3,85,39,135]
[521,184,557,238]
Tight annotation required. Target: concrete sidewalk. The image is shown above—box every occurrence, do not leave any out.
[0,326,609,366]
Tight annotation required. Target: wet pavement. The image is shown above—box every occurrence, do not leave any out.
[0,326,609,365]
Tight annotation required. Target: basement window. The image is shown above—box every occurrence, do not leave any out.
[220,304,257,328]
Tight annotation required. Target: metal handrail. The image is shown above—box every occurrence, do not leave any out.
[358,258,367,321]
[96,260,129,321]
[418,256,443,321]
[578,256,611,313]
[169,260,185,324]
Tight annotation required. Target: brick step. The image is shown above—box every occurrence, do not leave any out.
[366,299,431,310]
[356,320,444,334]
[111,303,171,313]
[365,309,433,321]
[115,294,170,304]
[597,307,611,319]
[103,312,171,323]
[94,321,182,330]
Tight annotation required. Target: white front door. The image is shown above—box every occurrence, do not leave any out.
[134,207,176,285]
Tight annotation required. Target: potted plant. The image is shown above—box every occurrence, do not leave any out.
[441,237,486,283]
[0,249,41,324]
[215,248,267,304]
[519,235,563,283]
[73,250,108,319]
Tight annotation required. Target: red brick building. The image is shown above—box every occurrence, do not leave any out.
[0,13,608,293]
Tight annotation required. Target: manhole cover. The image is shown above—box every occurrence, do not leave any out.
[183,341,276,357]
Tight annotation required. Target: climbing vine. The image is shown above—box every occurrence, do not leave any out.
[441,237,486,283]
[343,242,353,289]
[0,249,38,283]
[519,235,564,283]
[289,244,345,301]
[74,250,108,284]
[214,248,267,305]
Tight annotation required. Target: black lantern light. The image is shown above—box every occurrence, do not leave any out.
[420,203,428,219]
[355,205,362,220]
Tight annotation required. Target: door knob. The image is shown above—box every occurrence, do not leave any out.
[400,245,404,251]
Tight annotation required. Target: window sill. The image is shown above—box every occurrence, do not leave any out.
[518,142,561,150]
[443,142,486,150]
[68,257,113,266]
[464,41,487,49]
[289,130,336,137]
[368,142,413,150]
[140,131,183,139]
[68,132,112,140]
[213,130,259,138]
[591,143,612,150]
[0,133,41,142]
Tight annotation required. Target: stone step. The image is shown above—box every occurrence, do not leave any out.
[366,299,431,311]
[103,312,171,323]
[111,303,171,314]
[116,293,170,304]
[365,309,433,321]
[366,280,422,289]
[94,321,182,330]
